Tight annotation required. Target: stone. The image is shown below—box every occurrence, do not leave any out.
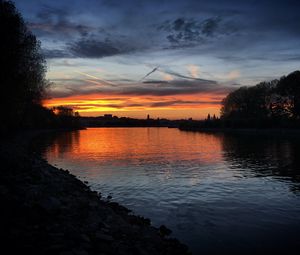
[73,250,89,255]
[95,232,114,242]
[80,234,91,243]
[39,196,62,211]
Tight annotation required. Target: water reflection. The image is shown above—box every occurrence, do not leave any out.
[34,128,300,255]
[221,134,300,190]
[36,129,300,191]
[38,128,225,169]
[34,130,80,156]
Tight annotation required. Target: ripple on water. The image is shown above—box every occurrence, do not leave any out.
[41,128,300,254]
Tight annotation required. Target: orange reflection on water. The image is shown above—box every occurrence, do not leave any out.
[46,128,224,168]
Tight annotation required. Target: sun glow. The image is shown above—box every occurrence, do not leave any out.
[43,92,223,119]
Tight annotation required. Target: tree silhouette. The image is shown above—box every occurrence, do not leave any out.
[276,71,300,119]
[0,0,49,132]
[220,71,300,128]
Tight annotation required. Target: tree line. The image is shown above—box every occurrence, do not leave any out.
[220,71,300,128]
[0,1,80,134]
[180,71,300,130]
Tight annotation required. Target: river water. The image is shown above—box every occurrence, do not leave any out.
[39,128,300,254]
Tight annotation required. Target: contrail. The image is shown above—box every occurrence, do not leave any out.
[141,65,216,84]
[85,79,103,86]
[160,69,216,83]
[75,71,117,86]
[140,67,159,81]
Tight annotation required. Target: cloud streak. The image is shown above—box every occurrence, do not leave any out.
[74,71,117,86]
[44,97,222,112]
[48,77,231,99]
[141,66,216,83]
[140,67,159,80]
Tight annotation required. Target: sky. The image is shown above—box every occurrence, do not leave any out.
[14,0,300,119]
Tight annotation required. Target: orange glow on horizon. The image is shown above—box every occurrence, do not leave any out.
[43,92,224,119]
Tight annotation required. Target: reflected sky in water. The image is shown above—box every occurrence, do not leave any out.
[37,128,300,254]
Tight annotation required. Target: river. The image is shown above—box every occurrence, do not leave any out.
[37,128,300,254]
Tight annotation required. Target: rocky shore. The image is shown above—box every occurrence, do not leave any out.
[0,134,190,255]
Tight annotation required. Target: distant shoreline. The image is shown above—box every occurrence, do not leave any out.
[178,127,300,136]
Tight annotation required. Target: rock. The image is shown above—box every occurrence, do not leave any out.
[95,232,114,242]
[59,251,73,255]
[101,227,110,234]
[73,250,89,255]
[108,202,131,213]
[47,244,65,252]
[80,234,91,243]
[50,232,65,239]
[39,196,62,212]
[88,201,98,208]
[0,185,8,195]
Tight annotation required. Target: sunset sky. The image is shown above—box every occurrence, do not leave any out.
[14,0,300,119]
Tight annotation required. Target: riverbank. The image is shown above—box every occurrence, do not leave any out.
[0,133,190,255]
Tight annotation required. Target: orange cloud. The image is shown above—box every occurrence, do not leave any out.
[43,92,224,119]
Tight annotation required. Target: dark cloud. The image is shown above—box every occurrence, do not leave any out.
[36,5,67,21]
[174,18,185,31]
[150,100,220,107]
[43,37,133,59]
[143,80,169,84]
[49,78,231,98]
[121,79,228,97]
[68,39,121,58]
[15,0,300,53]
[201,17,221,36]
[218,52,300,63]
[42,49,71,58]
[159,17,234,47]
[13,0,300,87]
[29,5,93,37]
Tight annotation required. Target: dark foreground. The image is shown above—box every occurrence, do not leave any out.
[0,134,189,255]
